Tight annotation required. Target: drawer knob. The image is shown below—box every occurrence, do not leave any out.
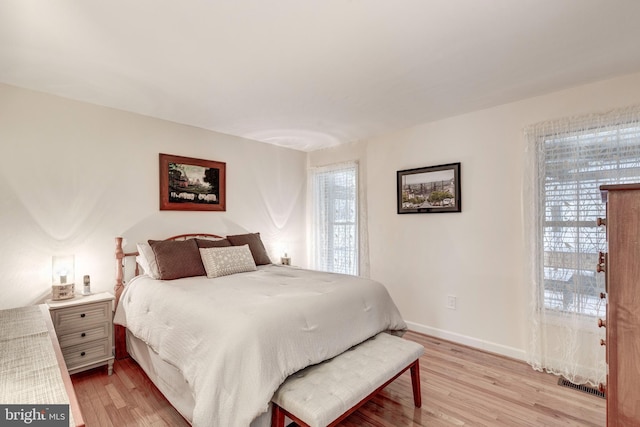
[596,217,606,227]
[600,339,606,346]
[80,351,86,357]
[81,332,86,337]
[598,319,606,328]
[600,292,607,299]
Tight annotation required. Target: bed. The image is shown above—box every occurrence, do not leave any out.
[112,233,407,427]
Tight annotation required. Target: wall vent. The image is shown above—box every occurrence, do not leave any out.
[557,377,605,399]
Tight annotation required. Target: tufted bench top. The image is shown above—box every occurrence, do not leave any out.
[271,332,425,427]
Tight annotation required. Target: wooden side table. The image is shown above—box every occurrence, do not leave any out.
[46,292,115,375]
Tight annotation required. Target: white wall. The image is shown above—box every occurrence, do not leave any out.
[5,71,640,357]
[0,84,307,309]
[310,72,640,359]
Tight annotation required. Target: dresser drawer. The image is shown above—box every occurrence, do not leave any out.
[51,301,111,332]
[62,339,111,369]
[57,322,110,348]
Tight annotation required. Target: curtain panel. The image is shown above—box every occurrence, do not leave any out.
[310,161,368,276]
[523,105,640,386]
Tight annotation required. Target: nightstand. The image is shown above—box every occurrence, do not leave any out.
[46,292,115,376]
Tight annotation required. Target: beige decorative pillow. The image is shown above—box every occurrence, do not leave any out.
[199,245,257,278]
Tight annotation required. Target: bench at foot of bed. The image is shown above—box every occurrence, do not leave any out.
[271,332,425,427]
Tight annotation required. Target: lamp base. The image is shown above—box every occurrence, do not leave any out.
[52,283,75,300]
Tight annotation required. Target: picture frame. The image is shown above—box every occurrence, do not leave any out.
[397,162,461,214]
[159,153,226,211]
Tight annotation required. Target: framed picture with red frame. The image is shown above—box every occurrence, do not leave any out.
[159,153,226,211]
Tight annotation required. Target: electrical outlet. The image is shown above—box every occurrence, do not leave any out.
[446,295,457,310]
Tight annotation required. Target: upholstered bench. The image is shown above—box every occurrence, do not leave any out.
[271,332,425,427]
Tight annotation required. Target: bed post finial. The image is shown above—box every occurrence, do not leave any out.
[115,237,125,303]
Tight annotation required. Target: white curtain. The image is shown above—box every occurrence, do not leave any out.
[311,161,369,276]
[523,105,640,386]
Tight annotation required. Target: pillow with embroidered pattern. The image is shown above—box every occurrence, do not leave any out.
[199,245,257,278]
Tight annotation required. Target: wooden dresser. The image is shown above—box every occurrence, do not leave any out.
[599,183,640,426]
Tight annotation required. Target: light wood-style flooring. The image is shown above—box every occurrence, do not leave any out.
[71,330,606,426]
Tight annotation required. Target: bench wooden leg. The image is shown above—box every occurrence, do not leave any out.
[410,359,422,408]
[271,404,285,427]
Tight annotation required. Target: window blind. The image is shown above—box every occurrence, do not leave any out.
[541,121,640,315]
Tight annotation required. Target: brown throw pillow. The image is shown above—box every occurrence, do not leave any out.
[226,233,272,265]
[148,239,206,280]
[195,238,232,248]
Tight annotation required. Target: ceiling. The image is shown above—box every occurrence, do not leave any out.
[2,1,640,152]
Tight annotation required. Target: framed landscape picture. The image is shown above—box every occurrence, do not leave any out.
[397,162,461,214]
[159,153,226,211]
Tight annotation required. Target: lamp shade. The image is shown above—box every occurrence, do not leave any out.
[52,255,75,285]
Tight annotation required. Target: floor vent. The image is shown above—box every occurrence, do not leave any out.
[557,377,605,399]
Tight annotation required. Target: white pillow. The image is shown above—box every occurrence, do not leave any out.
[199,245,257,278]
[137,243,160,279]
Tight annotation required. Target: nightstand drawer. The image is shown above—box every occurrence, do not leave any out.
[62,339,111,368]
[51,301,110,332]
[57,322,110,348]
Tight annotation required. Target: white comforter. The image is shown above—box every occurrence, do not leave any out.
[114,265,407,427]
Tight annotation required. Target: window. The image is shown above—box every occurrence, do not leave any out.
[539,119,640,315]
[311,162,358,275]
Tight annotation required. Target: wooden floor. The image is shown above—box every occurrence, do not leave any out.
[71,330,606,426]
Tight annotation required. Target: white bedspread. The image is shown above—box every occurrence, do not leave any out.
[114,265,406,427]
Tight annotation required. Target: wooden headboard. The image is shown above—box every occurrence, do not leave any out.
[114,233,224,303]
[113,233,223,359]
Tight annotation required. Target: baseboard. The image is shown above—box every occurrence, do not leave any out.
[405,321,527,361]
